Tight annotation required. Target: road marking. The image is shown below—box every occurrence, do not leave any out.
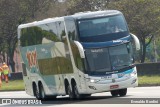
[128,92,144,93]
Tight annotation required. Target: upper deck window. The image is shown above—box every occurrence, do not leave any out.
[77,14,129,42]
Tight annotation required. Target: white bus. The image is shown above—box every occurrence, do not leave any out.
[18,10,140,100]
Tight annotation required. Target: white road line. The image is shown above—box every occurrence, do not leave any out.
[128,92,144,93]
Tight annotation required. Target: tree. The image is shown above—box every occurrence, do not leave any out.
[66,0,111,15]
[108,0,160,63]
[20,0,56,21]
[0,0,22,72]
[0,0,56,72]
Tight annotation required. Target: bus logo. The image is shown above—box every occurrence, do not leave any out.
[112,40,128,43]
[26,49,38,68]
[112,79,116,83]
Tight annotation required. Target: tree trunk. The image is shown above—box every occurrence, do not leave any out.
[0,57,2,63]
[9,59,15,73]
[141,40,146,63]
[8,49,16,72]
[8,38,17,73]
[2,52,5,62]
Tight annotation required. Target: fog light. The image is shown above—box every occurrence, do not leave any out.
[89,86,97,90]
[130,70,137,77]
[131,79,137,84]
[131,73,135,77]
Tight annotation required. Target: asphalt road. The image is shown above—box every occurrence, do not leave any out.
[0,86,160,107]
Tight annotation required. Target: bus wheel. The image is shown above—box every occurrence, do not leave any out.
[39,84,46,100]
[83,94,91,97]
[46,95,57,100]
[33,84,40,99]
[67,85,74,99]
[118,88,127,96]
[110,90,119,97]
[73,84,81,99]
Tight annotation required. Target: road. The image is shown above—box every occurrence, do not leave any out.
[0,87,160,107]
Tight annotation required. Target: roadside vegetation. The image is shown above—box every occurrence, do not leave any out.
[138,75,160,87]
[0,80,24,91]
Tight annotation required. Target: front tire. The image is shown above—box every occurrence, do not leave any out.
[83,94,91,97]
[39,84,46,100]
[67,85,74,99]
[118,88,127,96]
[33,84,40,99]
[110,90,119,97]
[72,84,81,99]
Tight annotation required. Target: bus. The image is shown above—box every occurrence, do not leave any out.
[18,10,140,100]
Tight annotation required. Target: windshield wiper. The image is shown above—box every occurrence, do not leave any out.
[113,64,135,70]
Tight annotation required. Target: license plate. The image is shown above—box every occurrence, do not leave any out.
[110,85,119,89]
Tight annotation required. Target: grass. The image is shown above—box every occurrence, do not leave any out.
[0,76,160,91]
[0,80,25,91]
[138,75,160,86]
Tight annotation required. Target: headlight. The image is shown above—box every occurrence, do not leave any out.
[130,69,137,77]
[90,79,100,83]
[90,79,95,83]
[130,72,136,77]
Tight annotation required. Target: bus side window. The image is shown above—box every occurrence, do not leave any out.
[65,20,77,41]
[65,19,85,72]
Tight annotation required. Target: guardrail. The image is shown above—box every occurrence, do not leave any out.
[9,72,23,80]
[136,62,160,76]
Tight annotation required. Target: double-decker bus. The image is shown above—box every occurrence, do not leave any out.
[18,10,140,100]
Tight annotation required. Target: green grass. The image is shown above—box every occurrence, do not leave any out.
[0,80,25,91]
[138,75,160,86]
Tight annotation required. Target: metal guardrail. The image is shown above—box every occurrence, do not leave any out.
[136,63,160,76]
[8,72,23,80]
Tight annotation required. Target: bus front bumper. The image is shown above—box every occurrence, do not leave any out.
[86,76,138,94]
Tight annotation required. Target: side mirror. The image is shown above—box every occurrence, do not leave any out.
[130,33,140,50]
[74,41,85,58]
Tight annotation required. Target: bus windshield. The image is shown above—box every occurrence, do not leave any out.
[109,43,133,70]
[84,43,133,73]
[77,14,129,42]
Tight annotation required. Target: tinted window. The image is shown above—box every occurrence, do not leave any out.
[20,22,60,47]
[85,48,111,72]
[65,19,77,41]
[109,43,133,70]
[20,21,74,75]
[77,14,129,42]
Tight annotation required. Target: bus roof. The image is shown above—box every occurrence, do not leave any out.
[18,17,64,29]
[69,10,122,20]
[18,10,121,29]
